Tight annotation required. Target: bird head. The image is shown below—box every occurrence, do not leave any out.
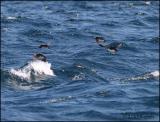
[95,37,105,44]
[33,53,47,62]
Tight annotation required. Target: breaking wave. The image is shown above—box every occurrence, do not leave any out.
[10,60,55,81]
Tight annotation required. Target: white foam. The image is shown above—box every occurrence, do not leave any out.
[11,68,31,79]
[30,60,54,76]
[150,70,159,77]
[121,70,159,82]
[72,73,85,81]
[145,1,151,5]
[7,16,17,20]
[10,60,55,80]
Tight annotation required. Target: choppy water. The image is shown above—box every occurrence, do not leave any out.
[1,1,159,121]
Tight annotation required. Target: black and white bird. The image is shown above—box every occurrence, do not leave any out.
[95,37,123,54]
[39,44,49,48]
[33,53,47,62]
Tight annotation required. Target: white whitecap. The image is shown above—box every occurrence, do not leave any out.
[72,73,85,81]
[10,60,55,80]
[7,16,17,20]
[30,60,54,76]
[150,70,159,77]
[145,1,151,5]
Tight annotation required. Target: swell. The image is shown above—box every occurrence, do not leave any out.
[1,68,54,91]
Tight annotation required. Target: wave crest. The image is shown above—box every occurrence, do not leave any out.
[10,60,55,81]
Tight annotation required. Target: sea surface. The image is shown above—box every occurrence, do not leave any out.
[1,1,159,121]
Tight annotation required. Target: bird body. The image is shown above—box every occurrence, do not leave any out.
[95,37,123,53]
[39,44,49,48]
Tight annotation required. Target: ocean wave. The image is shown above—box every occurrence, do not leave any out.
[1,67,55,91]
[120,70,159,82]
[128,19,147,27]
[10,60,55,81]
[1,1,159,121]
[22,28,53,39]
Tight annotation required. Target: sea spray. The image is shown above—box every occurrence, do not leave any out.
[10,60,55,80]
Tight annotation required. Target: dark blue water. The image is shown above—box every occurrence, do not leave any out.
[1,1,159,121]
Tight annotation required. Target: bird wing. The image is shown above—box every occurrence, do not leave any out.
[106,42,123,49]
[98,42,107,47]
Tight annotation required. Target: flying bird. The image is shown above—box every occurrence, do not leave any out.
[95,37,123,54]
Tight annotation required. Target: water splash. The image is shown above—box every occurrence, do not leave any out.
[72,72,85,81]
[6,16,17,20]
[40,96,73,104]
[121,70,159,82]
[10,60,55,81]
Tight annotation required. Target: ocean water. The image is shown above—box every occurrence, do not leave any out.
[1,1,159,121]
